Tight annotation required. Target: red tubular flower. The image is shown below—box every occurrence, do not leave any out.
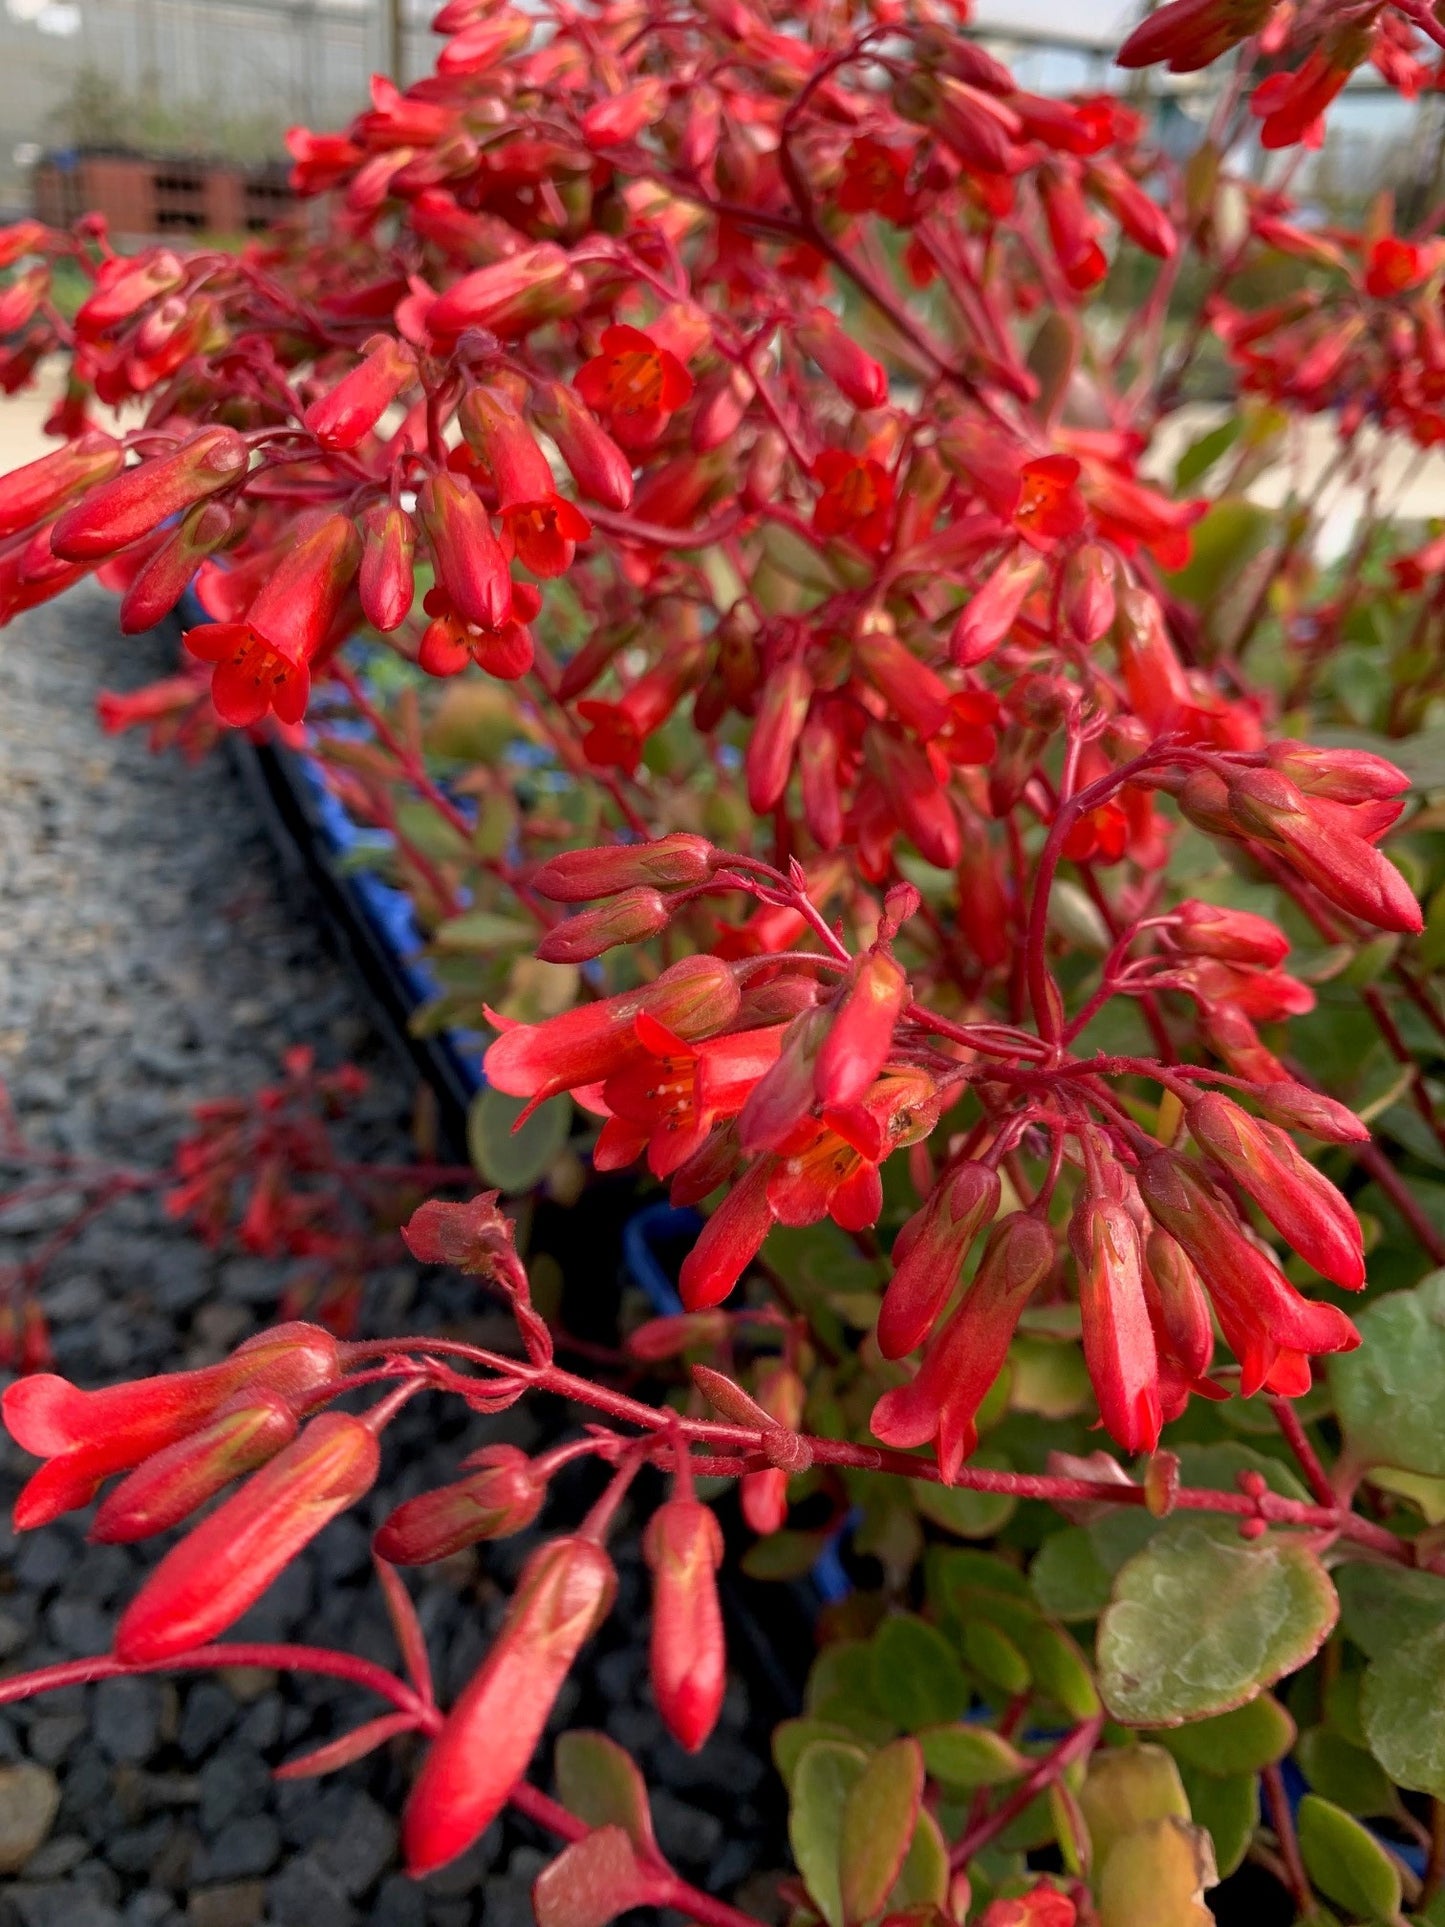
[484,953,742,1117]
[303,337,417,451]
[73,249,185,337]
[597,1020,785,1177]
[877,1161,1002,1359]
[838,137,917,223]
[1186,1092,1365,1289]
[402,1535,616,1876]
[1115,0,1272,73]
[1138,1151,1360,1397]
[0,431,122,539]
[374,1446,545,1562]
[422,244,588,346]
[3,1323,340,1529]
[1174,898,1289,967]
[815,950,908,1109]
[417,473,511,633]
[358,503,416,633]
[679,1158,776,1310]
[582,77,668,148]
[1264,740,1409,804]
[536,888,673,963]
[871,1212,1055,1479]
[1253,47,1356,151]
[459,387,592,578]
[530,381,634,510]
[1221,766,1422,935]
[644,1493,726,1751]
[114,1411,380,1663]
[812,450,894,553]
[952,546,1045,666]
[795,308,888,410]
[869,726,960,869]
[855,622,951,740]
[285,127,364,193]
[575,324,694,452]
[747,659,813,814]
[90,1392,299,1543]
[1039,167,1108,292]
[184,513,362,727]
[576,634,707,774]
[531,834,715,901]
[1252,1082,1369,1144]
[737,1007,832,1154]
[1085,159,1177,259]
[1070,1193,1161,1454]
[1365,236,1426,300]
[50,428,249,562]
[435,7,531,75]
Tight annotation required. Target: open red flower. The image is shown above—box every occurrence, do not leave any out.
[594,1016,786,1177]
[812,449,894,553]
[575,323,694,452]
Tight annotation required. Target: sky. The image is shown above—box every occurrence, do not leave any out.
[971,0,1137,50]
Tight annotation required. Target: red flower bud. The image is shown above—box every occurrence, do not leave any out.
[114,1411,380,1662]
[51,428,249,561]
[90,1392,298,1543]
[796,308,888,411]
[1174,898,1289,967]
[1115,0,1271,73]
[1143,1227,1215,1381]
[535,887,673,962]
[1085,159,1176,259]
[530,381,634,510]
[1039,166,1107,292]
[952,547,1043,666]
[119,500,234,635]
[0,432,122,540]
[1251,1082,1369,1144]
[304,338,416,451]
[644,1497,726,1751]
[1186,1092,1365,1289]
[423,244,588,345]
[815,950,908,1110]
[74,249,186,335]
[737,1006,830,1154]
[871,1212,1054,1479]
[980,1882,1076,1927]
[1138,1151,1360,1396]
[402,1535,616,1876]
[4,1322,340,1529]
[1264,740,1410,804]
[417,473,511,633]
[485,953,741,1117]
[747,659,812,814]
[374,1445,545,1562]
[679,1158,775,1311]
[358,503,416,633]
[531,834,715,902]
[878,1162,1002,1359]
[625,1310,730,1360]
[582,77,668,148]
[1225,766,1421,935]
[1070,1195,1161,1454]
[436,7,532,75]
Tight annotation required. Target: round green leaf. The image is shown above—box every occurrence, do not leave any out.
[467,1086,571,1193]
[1175,1762,1256,1879]
[918,1724,1025,1791]
[773,1719,859,1790]
[1331,1270,1445,1476]
[1158,1696,1295,1777]
[554,1731,654,1852]
[1336,1562,1445,1661]
[1361,1621,1445,1798]
[886,1806,948,1911]
[870,1615,970,1732]
[1030,1511,1158,1622]
[1296,1795,1402,1922]
[1296,1728,1399,1819]
[789,1741,869,1927]
[963,1619,1030,1697]
[1097,1520,1338,1727]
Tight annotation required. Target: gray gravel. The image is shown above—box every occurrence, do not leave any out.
[0,584,779,1925]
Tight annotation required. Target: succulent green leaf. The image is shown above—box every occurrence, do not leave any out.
[1296,1795,1403,1923]
[839,1739,925,1924]
[789,1741,869,1927]
[870,1615,970,1731]
[1361,1621,1445,1799]
[467,1086,570,1193]
[1331,1271,1445,1475]
[1158,1695,1295,1777]
[554,1732,654,1853]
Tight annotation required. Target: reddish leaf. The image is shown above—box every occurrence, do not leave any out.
[532,1825,661,1927]
[274,1711,418,1780]
[375,1555,435,1706]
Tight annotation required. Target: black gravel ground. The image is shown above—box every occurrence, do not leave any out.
[0,585,781,1927]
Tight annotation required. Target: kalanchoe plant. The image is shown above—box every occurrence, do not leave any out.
[8,0,1445,1920]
